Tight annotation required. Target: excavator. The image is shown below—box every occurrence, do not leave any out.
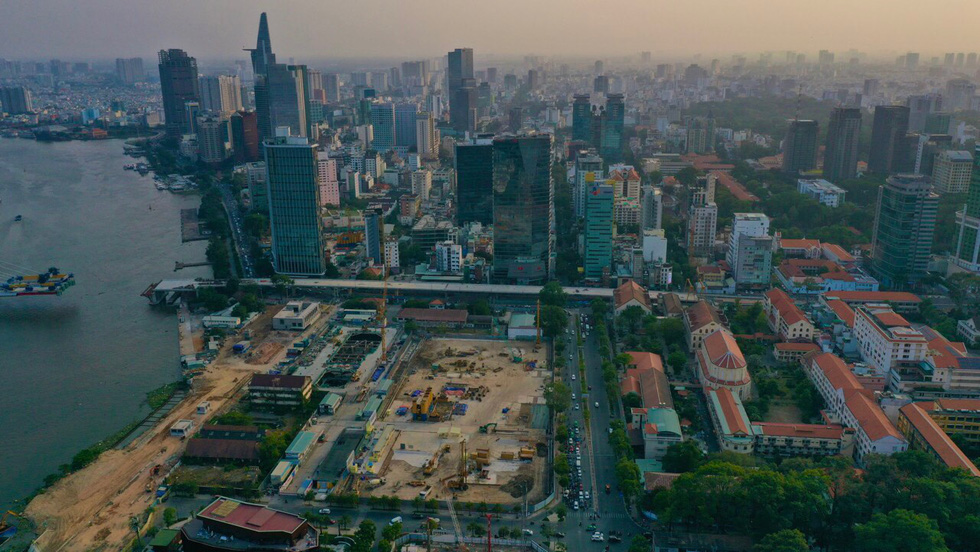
[0,511,24,536]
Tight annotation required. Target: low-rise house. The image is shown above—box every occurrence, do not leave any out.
[958,317,980,346]
[751,422,855,458]
[249,374,313,407]
[774,342,821,364]
[614,279,653,314]
[764,289,816,342]
[181,497,319,552]
[184,438,261,464]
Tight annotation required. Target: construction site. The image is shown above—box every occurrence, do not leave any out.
[346,338,553,506]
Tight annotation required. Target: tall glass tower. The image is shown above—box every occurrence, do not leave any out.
[264,131,326,275]
[871,174,938,288]
[492,134,554,284]
[583,183,614,281]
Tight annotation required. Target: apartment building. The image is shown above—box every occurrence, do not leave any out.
[853,304,928,377]
[763,288,816,341]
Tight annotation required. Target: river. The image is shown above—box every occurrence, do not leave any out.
[0,138,212,509]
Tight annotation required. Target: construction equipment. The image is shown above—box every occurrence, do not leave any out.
[479,423,497,434]
[485,514,494,552]
[446,496,467,552]
[423,449,441,475]
[0,511,24,534]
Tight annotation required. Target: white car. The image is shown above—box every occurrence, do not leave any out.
[594,402,599,408]
[591,532,604,542]
[319,508,331,514]
[573,501,580,510]
[571,374,577,381]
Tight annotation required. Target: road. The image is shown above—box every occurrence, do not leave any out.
[216,179,255,278]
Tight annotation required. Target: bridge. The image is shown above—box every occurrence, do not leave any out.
[141,277,700,305]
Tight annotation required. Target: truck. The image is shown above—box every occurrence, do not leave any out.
[418,485,433,499]
[233,341,251,353]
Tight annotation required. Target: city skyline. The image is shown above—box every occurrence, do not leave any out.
[3,0,980,60]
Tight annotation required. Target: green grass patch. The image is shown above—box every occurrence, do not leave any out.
[147,382,181,410]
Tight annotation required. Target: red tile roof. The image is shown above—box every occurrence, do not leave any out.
[643,471,680,491]
[824,291,922,304]
[199,497,308,534]
[614,280,652,311]
[875,312,910,327]
[766,289,810,327]
[779,238,822,250]
[626,351,664,373]
[709,171,760,202]
[752,422,846,440]
[685,301,724,332]
[775,342,821,352]
[826,299,855,328]
[821,243,856,263]
[900,403,980,476]
[703,330,746,370]
[811,353,863,392]
[714,387,751,436]
[846,392,903,442]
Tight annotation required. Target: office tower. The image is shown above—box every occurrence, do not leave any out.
[264,130,326,275]
[369,102,395,152]
[503,74,517,89]
[641,185,663,230]
[454,135,494,226]
[246,12,275,76]
[199,75,242,114]
[863,79,879,97]
[687,175,718,259]
[197,115,228,164]
[572,95,593,143]
[477,82,492,117]
[781,120,819,174]
[916,134,953,175]
[323,73,340,102]
[509,107,524,132]
[593,75,609,94]
[370,71,389,91]
[0,86,33,114]
[953,145,980,273]
[115,57,144,84]
[573,151,604,218]
[946,79,977,111]
[306,70,323,99]
[686,115,715,154]
[415,111,437,156]
[727,213,772,286]
[583,183,614,281]
[924,112,952,135]
[871,174,938,288]
[401,61,428,87]
[527,69,540,90]
[945,53,956,66]
[486,67,498,83]
[158,49,200,139]
[395,102,419,150]
[316,151,340,207]
[818,50,835,65]
[932,150,974,194]
[594,60,604,75]
[869,106,911,174]
[492,134,554,283]
[244,161,268,213]
[447,48,474,90]
[907,94,942,132]
[248,14,309,140]
[450,81,477,133]
[823,107,862,181]
[364,209,383,266]
[231,111,260,163]
[601,94,625,162]
[905,52,920,69]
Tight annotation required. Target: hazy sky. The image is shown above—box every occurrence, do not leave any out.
[3,0,980,61]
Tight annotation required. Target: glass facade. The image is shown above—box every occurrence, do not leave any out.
[871,174,938,288]
[265,136,326,275]
[454,141,494,226]
[492,134,554,283]
[584,184,614,280]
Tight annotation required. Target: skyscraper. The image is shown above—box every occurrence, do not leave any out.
[447,48,474,92]
[448,48,475,132]
[323,73,340,102]
[199,75,242,114]
[641,185,663,230]
[394,102,419,150]
[573,151,604,218]
[907,94,942,133]
[492,134,554,283]
[572,95,592,143]
[197,115,228,164]
[946,79,977,112]
[727,213,772,286]
[953,145,980,273]
[415,111,437,157]
[370,102,395,153]
[115,57,144,84]
[364,209,383,266]
[230,111,260,163]
[583,183,614,281]
[869,105,910,175]
[871,174,938,288]
[248,14,310,140]
[823,107,862,181]
[0,86,33,114]
[246,12,275,77]
[602,94,625,162]
[686,115,716,154]
[687,175,718,259]
[781,120,819,174]
[454,135,494,226]
[264,130,326,275]
[158,49,200,139]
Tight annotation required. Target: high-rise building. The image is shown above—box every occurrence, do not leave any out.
[583,183,614,281]
[932,150,974,194]
[197,115,228,164]
[384,240,400,271]
[573,151,604,218]
[184,101,201,135]
[781,119,819,174]
[364,209,383,266]
[508,107,524,132]
[823,107,862,181]
[686,115,716,154]
[246,12,275,76]
[946,79,977,112]
[394,102,419,150]
[411,170,432,201]
[953,145,980,273]
[248,14,310,140]
[871,174,938,288]
[369,102,395,152]
[687,175,718,259]
[492,134,554,283]
[264,130,326,275]
[727,213,772,286]
[199,75,242,114]
[450,80,477,133]
[0,86,33,114]
[907,94,943,133]
[454,135,494,226]
[869,106,911,175]
[317,151,340,207]
[323,73,340,102]
[435,241,463,273]
[601,94,625,162]
[572,94,593,143]
[641,185,663,230]
[593,75,609,94]
[415,111,437,157]
[244,161,268,213]
[115,57,144,84]
[158,49,200,139]
[231,111,260,163]
[447,48,474,92]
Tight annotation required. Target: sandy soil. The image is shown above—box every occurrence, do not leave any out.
[24,306,305,552]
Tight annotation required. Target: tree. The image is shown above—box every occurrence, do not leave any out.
[662,441,705,473]
[853,509,948,552]
[271,273,294,297]
[412,496,424,512]
[554,453,571,476]
[628,535,651,552]
[555,503,568,522]
[468,299,492,316]
[352,520,377,552]
[259,430,291,471]
[544,380,572,413]
[197,287,229,312]
[163,507,178,527]
[538,305,569,338]
[244,213,269,238]
[591,298,609,319]
[753,529,809,552]
[667,351,688,373]
[539,281,568,307]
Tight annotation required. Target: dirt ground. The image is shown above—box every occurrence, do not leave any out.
[23,305,310,552]
[766,402,804,423]
[366,338,550,505]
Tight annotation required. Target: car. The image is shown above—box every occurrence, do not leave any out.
[522,529,534,536]
[571,374,577,380]
[609,535,622,543]
[591,532,604,542]
[554,532,566,539]
[319,508,331,514]
[587,524,597,532]
[584,491,590,499]
[572,393,577,400]
[573,501,580,510]
[574,403,579,410]
[594,401,599,408]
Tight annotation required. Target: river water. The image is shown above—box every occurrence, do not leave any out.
[0,139,211,509]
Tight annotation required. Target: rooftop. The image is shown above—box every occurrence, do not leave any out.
[614,280,652,311]
[198,496,309,534]
[250,374,311,390]
[703,330,747,370]
[824,291,922,304]
[900,402,980,476]
[396,308,469,324]
[752,422,847,440]
[846,391,903,442]
[708,387,752,437]
[685,301,724,332]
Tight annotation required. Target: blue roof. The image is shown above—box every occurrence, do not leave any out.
[286,431,317,456]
